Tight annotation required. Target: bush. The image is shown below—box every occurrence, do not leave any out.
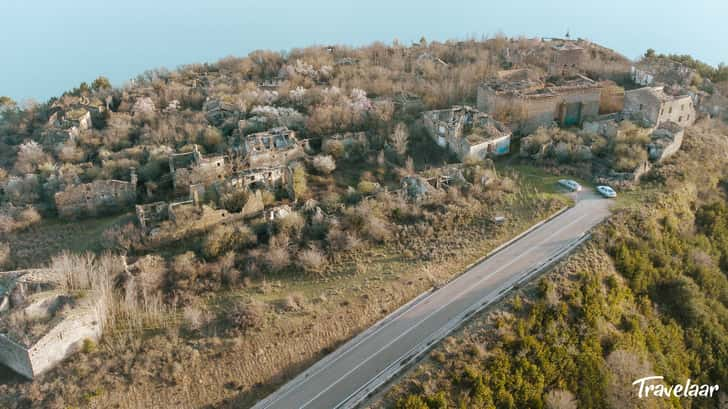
[292,165,308,198]
[0,242,11,269]
[203,224,257,258]
[81,338,97,354]
[322,139,345,159]
[225,299,265,334]
[357,180,379,195]
[275,211,305,236]
[297,247,327,276]
[265,240,290,272]
[312,154,336,174]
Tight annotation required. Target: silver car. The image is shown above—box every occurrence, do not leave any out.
[558,179,582,192]
[596,185,617,198]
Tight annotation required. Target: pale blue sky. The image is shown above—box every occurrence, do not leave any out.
[1,0,726,102]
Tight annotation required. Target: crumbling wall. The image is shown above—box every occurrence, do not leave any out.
[656,96,695,128]
[624,89,661,125]
[26,304,103,377]
[0,334,33,379]
[172,154,227,196]
[55,175,137,219]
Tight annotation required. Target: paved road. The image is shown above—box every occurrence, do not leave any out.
[252,191,611,409]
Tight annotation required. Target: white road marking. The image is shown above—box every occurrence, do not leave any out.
[258,205,581,409]
[298,213,588,409]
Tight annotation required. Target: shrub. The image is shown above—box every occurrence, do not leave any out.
[81,338,97,354]
[225,299,265,334]
[322,139,345,159]
[297,247,327,276]
[357,180,379,195]
[103,222,143,251]
[0,242,10,268]
[171,251,200,290]
[312,154,336,174]
[292,165,308,198]
[183,305,211,331]
[133,255,167,299]
[203,224,257,258]
[275,211,305,235]
[265,241,290,272]
[365,216,392,243]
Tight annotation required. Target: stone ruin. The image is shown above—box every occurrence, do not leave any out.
[169,145,229,197]
[237,127,304,168]
[477,69,603,134]
[0,269,106,379]
[423,105,512,161]
[54,168,137,219]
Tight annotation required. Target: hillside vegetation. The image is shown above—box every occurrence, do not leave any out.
[376,120,728,409]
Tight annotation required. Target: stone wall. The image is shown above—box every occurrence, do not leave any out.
[25,302,103,377]
[0,334,33,379]
[655,96,695,128]
[55,172,137,219]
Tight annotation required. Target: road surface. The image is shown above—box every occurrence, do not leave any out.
[252,190,611,409]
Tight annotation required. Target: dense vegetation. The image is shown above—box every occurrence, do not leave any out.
[645,49,728,84]
[384,121,728,409]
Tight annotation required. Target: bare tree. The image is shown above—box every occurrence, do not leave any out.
[389,122,409,157]
[544,389,577,409]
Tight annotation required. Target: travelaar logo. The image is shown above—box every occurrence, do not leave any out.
[632,376,720,398]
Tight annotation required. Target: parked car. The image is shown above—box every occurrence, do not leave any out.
[596,185,617,198]
[558,179,582,192]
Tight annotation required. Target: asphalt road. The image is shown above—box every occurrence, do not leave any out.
[252,190,611,409]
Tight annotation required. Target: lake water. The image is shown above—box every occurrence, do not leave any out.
[1,0,725,102]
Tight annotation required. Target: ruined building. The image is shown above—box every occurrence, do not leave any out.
[169,145,229,197]
[547,40,585,77]
[54,169,137,219]
[0,269,106,379]
[225,166,293,193]
[647,121,685,163]
[623,86,696,128]
[423,106,511,161]
[238,127,304,168]
[477,69,602,133]
[631,58,697,87]
[203,96,242,127]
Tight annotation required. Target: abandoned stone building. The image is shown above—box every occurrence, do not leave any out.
[647,121,685,163]
[0,269,106,379]
[54,169,137,219]
[225,166,293,193]
[547,40,585,77]
[477,69,602,133]
[135,201,169,232]
[423,106,511,161]
[631,58,697,87]
[169,145,229,197]
[238,127,304,168]
[203,96,242,126]
[50,108,92,132]
[623,86,696,128]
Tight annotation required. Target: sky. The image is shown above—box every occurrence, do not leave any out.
[1,0,726,102]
